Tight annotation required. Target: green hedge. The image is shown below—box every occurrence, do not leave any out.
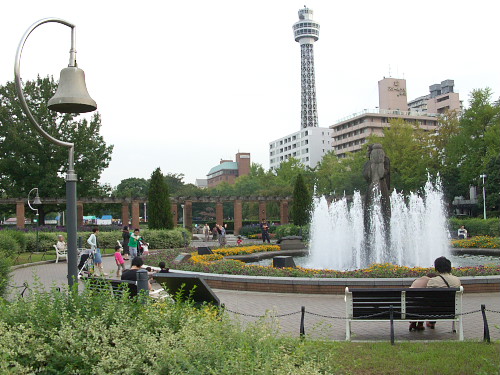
[2,228,190,253]
[449,218,499,237]
[275,224,310,240]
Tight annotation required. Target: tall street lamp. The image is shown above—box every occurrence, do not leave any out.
[27,188,42,253]
[479,174,487,220]
[15,18,97,287]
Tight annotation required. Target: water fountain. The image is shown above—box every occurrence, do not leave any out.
[307,143,450,270]
[307,180,450,270]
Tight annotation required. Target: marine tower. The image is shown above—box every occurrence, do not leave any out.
[293,6,320,128]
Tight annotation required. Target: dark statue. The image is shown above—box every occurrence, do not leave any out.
[362,143,391,261]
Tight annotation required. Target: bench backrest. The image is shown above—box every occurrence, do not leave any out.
[346,287,463,320]
[84,277,138,298]
[153,273,220,306]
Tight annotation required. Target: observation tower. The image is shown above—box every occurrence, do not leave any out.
[293,6,320,128]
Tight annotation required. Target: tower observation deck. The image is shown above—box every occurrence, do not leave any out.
[293,6,320,128]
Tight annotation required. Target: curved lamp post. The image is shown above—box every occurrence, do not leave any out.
[14,18,97,286]
[27,188,42,253]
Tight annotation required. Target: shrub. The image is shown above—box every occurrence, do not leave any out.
[275,224,309,240]
[0,232,21,256]
[25,232,58,252]
[449,218,499,237]
[142,228,185,249]
[0,230,27,252]
[0,257,12,298]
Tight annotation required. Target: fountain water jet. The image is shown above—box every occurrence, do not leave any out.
[308,177,450,271]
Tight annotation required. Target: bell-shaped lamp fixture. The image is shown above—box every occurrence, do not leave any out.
[47,66,97,113]
[33,192,42,205]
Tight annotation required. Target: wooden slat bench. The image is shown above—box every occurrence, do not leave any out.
[83,277,139,298]
[345,286,464,341]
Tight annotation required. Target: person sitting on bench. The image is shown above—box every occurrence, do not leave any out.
[121,257,152,290]
[56,235,67,251]
[425,256,461,329]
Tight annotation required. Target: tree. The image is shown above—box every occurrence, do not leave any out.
[113,178,149,198]
[0,76,113,223]
[292,173,312,226]
[316,150,367,197]
[445,89,500,211]
[368,118,437,193]
[148,168,173,229]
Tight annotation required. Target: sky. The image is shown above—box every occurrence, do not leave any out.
[1,0,499,188]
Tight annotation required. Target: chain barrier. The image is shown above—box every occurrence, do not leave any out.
[8,282,30,297]
[485,308,500,314]
[224,308,302,318]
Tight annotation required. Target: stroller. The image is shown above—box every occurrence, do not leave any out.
[77,248,94,277]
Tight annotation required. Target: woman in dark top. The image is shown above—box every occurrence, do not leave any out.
[122,226,131,260]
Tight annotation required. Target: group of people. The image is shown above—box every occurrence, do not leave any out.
[203,223,227,247]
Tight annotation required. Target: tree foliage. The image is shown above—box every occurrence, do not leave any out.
[147,168,173,230]
[316,150,367,196]
[0,76,113,222]
[292,173,312,226]
[113,178,149,198]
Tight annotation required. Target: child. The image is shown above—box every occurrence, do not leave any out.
[237,236,243,246]
[158,261,169,273]
[114,245,126,277]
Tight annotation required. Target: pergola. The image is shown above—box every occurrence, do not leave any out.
[2,196,290,235]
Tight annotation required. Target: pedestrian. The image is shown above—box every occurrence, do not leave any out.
[203,223,210,242]
[114,244,126,277]
[260,219,271,243]
[122,226,131,260]
[212,225,218,241]
[128,228,142,260]
[87,227,107,276]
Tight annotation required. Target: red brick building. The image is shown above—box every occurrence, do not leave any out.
[206,152,250,188]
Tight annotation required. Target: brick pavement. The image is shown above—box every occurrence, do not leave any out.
[8,243,500,342]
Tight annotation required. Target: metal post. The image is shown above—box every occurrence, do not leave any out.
[66,159,78,286]
[480,174,487,220]
[136,269,149,303]
[481,304,490,343]
[389,305,395,345]
[300,306,306,339]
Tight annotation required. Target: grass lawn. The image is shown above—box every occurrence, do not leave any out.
[298,341,500,374]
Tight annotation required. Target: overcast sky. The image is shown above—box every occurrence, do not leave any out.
[2,0,499,188]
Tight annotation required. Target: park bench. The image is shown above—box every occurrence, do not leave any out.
[83,277,139,298]
[345,286,464,341]
[53,244,68,263]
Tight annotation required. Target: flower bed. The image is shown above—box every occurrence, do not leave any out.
[147,245,500,278]
[451,236,500,249]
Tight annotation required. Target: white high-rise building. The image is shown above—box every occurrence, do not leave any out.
[269,7,332,170]
[269,127,332,171]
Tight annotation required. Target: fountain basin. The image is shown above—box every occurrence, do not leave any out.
[169,268,500,294]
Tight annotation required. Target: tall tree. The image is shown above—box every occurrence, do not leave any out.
[113,178,149,198]
[0,76,113,223]
[316,150,367,197]
[367,118,437,193]
[148,168,173,230]
[445,88,500,208]
[292,173,312,226]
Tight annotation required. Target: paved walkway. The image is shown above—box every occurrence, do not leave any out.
[8,239,500,342]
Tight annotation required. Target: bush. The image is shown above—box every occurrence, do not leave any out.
[24,232,59,252]
[0,257,12,298]
[275,224,309,240]
[449,218,499,237]
[0,230,27,252]
[0,232,21,256]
